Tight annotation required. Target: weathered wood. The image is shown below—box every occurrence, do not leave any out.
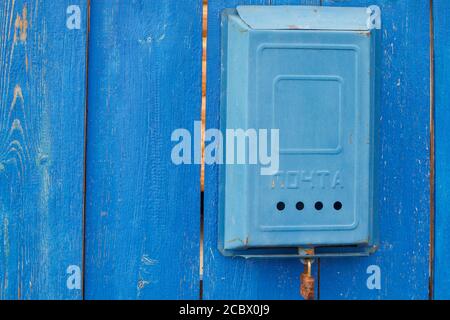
[433,0,450,300]
[203,0,321,300]
[319,0,431,299]
[85,0,203,299]
[0,0,87,299]
[0,0,435,300]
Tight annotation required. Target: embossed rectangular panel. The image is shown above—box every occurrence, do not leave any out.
[219,6,379,257]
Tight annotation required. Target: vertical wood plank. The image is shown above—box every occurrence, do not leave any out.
[85,0,202,299]
[319,0,431,299]
[433,0,450,300]
[203,0,320,300]
[0,0,87,299]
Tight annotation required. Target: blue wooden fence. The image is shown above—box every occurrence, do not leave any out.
[434,0,450,301]
[85,0,202,299]
[0,0,87,299]
[0,0,446,300]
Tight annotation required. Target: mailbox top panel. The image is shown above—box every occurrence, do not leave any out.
[237,5,375,31]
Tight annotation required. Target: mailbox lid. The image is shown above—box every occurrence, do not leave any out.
[237,5,373,31]
[220,8,379,255]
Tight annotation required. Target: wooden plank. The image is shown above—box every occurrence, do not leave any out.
[203,0,321,300]
[0,0,87,299]
[319,0,431,299]
[433,0,450,300]
[85,0,202,299]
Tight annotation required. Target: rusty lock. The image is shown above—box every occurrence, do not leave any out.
[300,258,315,300]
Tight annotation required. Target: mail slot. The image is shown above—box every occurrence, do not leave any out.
[219,5,381,258]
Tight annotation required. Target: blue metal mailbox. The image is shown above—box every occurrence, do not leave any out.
[219,5,381,258]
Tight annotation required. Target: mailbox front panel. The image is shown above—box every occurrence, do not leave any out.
[219,7,379,257]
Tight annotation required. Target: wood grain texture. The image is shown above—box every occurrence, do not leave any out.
[433,0,450,300]
[85,0,202,300]
[203,0,321,300]
[0,0,87,299]
[319,0,431,299]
